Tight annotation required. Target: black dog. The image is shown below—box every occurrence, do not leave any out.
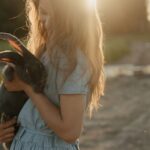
[0,32,47,149]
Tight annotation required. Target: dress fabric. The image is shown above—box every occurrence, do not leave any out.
[10,48,91,150]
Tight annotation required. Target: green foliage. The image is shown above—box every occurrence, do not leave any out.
[104,33,150,64]
[104,36,131,64]
[0,41,12,50]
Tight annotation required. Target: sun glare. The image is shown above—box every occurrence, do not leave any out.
[87,0,96,9]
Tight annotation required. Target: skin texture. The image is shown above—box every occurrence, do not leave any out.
[2,68,86,143]
[0,117,16,144]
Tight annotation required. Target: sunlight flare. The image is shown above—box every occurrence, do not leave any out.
[87,0,96,9]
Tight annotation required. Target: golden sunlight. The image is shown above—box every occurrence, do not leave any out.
[87,0,96,9]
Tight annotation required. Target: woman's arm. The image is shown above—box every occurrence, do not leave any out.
[25,86,85,143]
[4,70,86,143]
[4,72,85,143]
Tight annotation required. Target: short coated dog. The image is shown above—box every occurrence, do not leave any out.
[0,32,47,149]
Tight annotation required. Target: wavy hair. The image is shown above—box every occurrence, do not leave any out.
[25,0,105,116]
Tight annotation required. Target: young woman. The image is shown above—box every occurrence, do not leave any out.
[0,0,105,149]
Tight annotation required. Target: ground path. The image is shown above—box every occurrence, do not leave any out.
[80,76,150,150]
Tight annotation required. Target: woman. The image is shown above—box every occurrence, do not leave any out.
[0,0,105,149]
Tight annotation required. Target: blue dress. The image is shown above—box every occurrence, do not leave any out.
[10,48,91,150]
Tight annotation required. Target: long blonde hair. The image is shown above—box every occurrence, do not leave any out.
[25,0,105,116]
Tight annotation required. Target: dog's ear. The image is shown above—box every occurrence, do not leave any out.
[0,52,14,63]
[0,50,23,66]
[0,32,27,55]
[8,39,23,54]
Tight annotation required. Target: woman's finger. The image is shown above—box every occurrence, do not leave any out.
[0,133,14,143]
[3,132,15,140]
[0,127,15,137]
[0,127,15,144]
[0,117,17,129]
[2,137,13,143]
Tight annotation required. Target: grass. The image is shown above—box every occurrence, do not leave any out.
[104,36,131,64]
[0,41,12,50]
[103,33,150,64]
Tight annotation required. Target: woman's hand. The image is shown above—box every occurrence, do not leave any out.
[3,66,31,92]
[0,117,17,144]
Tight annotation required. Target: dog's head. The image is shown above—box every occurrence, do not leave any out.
[0,32,47,93]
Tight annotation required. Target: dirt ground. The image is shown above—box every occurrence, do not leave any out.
[80,76,150,150]
[80,42,150,150]
[114,42,150,65]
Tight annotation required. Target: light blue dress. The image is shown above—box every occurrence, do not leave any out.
[10,48,91,150]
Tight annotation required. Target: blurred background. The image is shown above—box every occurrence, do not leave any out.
[0,0,150,150]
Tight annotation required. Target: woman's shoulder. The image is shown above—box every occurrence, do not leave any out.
[56,48,92,94]
[58,47,90,69]
[40,47,91,77]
